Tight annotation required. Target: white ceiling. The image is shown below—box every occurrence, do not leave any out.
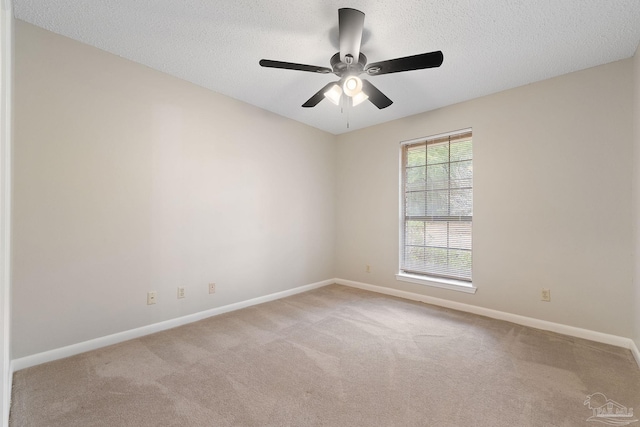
[13,0,640,135]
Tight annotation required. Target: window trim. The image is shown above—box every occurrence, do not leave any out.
[396,272,477,294]
[397,128,475,293]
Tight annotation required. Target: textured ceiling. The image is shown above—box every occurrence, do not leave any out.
[13,0,640,135]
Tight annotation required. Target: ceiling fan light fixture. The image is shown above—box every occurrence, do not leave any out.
[343,75,363,97]
[324,84,343,105]
[351,91,368,106]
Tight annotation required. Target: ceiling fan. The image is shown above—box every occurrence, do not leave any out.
[259,8,443,110]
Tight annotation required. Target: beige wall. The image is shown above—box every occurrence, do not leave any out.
[12,21,337,358]
[336,59,634,337]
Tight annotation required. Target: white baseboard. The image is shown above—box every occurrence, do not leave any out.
[335,278,640,369]
[12,278,640,372]
[12,279,334,372]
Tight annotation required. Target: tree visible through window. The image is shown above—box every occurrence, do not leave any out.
[401,130,472,281]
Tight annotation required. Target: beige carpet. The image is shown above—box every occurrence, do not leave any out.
[10,284,640,426]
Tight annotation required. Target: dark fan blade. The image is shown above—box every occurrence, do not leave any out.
[302,82,338,108]
[362,79,393,109]
[365,51,443,76]
[259,59,332,74]
[338,8,365,63]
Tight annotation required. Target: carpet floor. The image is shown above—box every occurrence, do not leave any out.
[10,284,640,426]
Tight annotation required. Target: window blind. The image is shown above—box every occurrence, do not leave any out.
[401,130,472,281]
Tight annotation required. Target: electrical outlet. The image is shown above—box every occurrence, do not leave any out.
[209,283,216,294]
[541,289,551,302]
[366,265,371,273]
[177,287,185,299]
[147,291,157,305]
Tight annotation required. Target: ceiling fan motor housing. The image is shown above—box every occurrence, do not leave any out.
[330,52,367,77]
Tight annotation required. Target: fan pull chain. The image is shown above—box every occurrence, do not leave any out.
[346,97,350,129]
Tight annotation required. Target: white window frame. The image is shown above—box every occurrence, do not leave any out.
[396,128,477,294]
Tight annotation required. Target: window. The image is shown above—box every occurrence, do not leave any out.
[398,129,473,290]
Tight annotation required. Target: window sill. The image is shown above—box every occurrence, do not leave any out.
[395,273,477,294]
